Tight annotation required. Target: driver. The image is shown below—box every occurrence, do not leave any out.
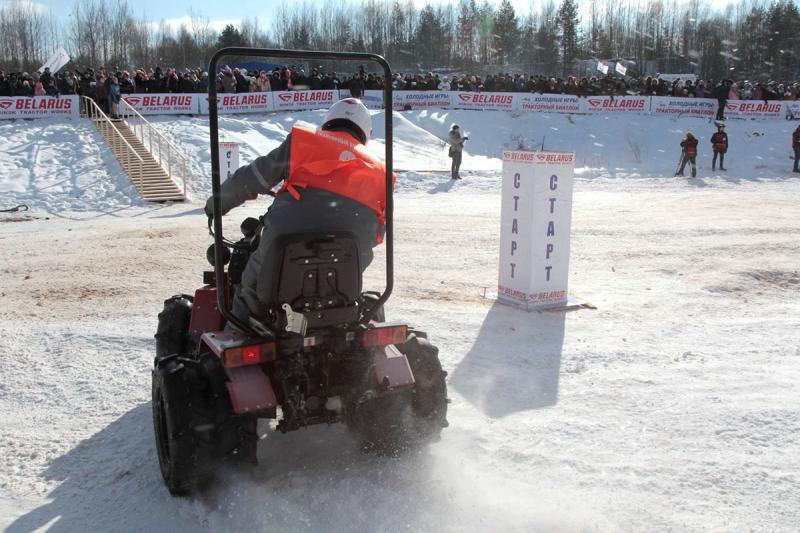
[205,98,392,326]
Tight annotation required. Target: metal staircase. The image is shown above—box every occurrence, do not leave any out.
[83,96,187,202]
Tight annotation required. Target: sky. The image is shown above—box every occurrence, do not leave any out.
[9,0,567,30]
[13,0,745,33]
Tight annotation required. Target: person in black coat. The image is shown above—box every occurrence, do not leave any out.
[715,80,730,121]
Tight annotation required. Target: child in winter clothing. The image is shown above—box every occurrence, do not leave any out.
[710,123,728,171]
[676,132,699,178]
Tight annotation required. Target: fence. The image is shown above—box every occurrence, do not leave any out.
[2,92,798,121]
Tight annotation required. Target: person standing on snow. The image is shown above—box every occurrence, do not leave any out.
[676,132,699,178]
[793,125,800,173]
[447,124,468,180]
[204,98,391,325]
[710,122,728,171]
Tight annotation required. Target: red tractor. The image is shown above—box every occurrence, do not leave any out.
[151,48,448,495]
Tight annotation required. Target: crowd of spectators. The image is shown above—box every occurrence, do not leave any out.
[3,63,800,103]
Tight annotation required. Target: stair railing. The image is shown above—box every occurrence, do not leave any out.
[82,96,144,191]
[119,99,188,199]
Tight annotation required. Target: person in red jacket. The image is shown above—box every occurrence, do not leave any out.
[676,132,699,178]
[205,98,392,324]
[710,122,728,172]
[793,125,800,173]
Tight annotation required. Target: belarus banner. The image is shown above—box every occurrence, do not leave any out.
[393,91,453,110]
[650,96,716,118]
[452,91,516,111]
[123,94,199,115]
[272,90,337,112]
[724,100,784,120]
[0,95,79,119]
[516,93,580,114]
[581,95,649,114]
[199,93,273,114]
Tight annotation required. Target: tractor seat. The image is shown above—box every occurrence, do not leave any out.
[265,231,362,332]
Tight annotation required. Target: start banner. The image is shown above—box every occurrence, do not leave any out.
[0,95,79,119]
[516,93,581,114]
[724,100,784,120]
[498,150,575,309]
[123,94,199,115]
[650,96,717,118]
[272,90,337,112]
[451,91,516,111]
[581,95,649,114]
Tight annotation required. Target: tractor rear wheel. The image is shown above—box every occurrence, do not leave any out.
[155,294,193,359]
[152,357,199,495]
[348,331,448,454]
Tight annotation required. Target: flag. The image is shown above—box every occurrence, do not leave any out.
[39,48,71,74]
[615,62,628,76]
[597,62,609,75]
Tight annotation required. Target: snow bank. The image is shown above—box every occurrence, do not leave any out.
[0,118,145,215]
[1,110,798,215]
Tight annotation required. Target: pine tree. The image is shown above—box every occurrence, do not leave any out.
[557,0,579,76]
[216,24,247,49]
[493,0,520,66]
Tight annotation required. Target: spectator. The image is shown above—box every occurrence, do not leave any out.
[108,75,121,118]
[710,122,728,172]
[676,132,699,178]
[793,125,800,173]
[447,124,468,180]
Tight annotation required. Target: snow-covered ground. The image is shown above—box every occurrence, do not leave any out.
[1,110,799,532]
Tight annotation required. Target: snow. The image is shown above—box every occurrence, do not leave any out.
[1,109,799,532]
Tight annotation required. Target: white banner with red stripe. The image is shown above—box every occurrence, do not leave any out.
[0,95,79,119]
[123,94,200,115]
[723,100,784,120]
[581,96,649,114]
[650,96,717,118]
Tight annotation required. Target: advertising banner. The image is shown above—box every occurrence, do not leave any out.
[359,90,384,109]
[0,95,79,120]
[657,74,697,83]
[516,93,581,114]
[393,91,453,110]
[498,150,574,309]
[123,94,199,115]
[784,101,800,120]
[723,100,784,120]
[199,92,273,114]
[272,90,337,112]
[650,96,717,118]
[451,91,516,111]
[219,142,240,182]
[581,95,649,114]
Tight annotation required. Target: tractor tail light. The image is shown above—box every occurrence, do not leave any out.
[362,325,408,348]
[223,342,276,369]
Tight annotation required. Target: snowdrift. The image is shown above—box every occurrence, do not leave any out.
[1,110,797,214]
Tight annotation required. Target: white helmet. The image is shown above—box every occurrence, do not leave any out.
[322,98,372,144]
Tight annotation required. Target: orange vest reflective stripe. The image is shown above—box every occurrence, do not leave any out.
[285,125,394,229]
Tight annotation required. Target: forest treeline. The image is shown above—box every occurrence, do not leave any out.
[1,0,799,81]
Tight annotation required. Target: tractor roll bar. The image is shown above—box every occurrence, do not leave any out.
[208,47,394,334]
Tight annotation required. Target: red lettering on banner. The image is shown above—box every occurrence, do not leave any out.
[458,93,513,105]
[140,95,193,107]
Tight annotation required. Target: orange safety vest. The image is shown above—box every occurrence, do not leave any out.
[282,125,394,230]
